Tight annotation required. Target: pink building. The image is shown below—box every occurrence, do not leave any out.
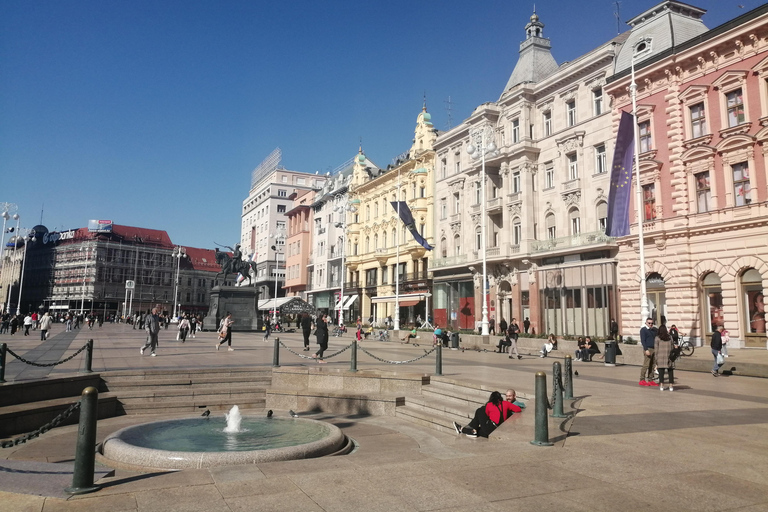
[284,189,315,298]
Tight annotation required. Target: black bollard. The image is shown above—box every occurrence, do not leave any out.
[82,339,93,373]
[551,362,566,418]
[0,343,6,384]
[65,387,100,495]
[435,343,443,376]
[564,354,573,400]
[531,371,553,446]
[350,340,358,372]
[272,337,280,368]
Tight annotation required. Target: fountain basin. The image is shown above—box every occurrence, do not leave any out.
[101,416,346,470]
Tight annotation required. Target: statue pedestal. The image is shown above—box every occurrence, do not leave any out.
[203,286,260,332]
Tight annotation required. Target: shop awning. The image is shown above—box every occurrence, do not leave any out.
[370,292,428,304]
[258,297,315,314]
[398,299,420,307]
[333,295,358,311]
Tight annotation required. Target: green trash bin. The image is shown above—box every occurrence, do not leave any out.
[604,341,617,366]
[450,332,459,350]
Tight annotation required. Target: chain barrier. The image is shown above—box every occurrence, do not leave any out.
[1,400,81,448]
[277,340,355,360]
[6,343,88,368]
[358,344,436,365]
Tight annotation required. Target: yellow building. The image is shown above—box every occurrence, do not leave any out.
[345,107,436,327]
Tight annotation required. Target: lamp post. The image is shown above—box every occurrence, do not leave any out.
[172,246,187,319]
[630,39,652,323]
[16,228,36,315]
[334,198,356,327]
[5,213,21,314]
[80,246,93,314]
[466,124,498,336]
[0,203,18,265]
[269,232,285,323]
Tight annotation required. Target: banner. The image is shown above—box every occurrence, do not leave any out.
[390,201,433,250]
[605,111,635,237]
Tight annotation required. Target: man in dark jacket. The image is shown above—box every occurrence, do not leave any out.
[140,308,161,357]
[301,313,313,351]
[711,325,724,376]
[639,318,658,386]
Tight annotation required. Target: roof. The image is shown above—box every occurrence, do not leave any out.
[182,247,221,273]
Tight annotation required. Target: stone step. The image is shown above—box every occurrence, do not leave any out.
[103,375,272,391]
[421,385,489,409]
[394,404,459,434]
[0,393,120,438]
[118,390,266,405]
[121,399,266,415]
[102,367,272,381]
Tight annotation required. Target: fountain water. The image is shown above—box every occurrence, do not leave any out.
[100,406,348,470]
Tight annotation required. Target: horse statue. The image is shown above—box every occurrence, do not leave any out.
[215,245,257,286]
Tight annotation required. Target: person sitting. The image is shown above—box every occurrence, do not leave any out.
[433,325,443,346]
[496,335,512,353]
[401,324,418,343]
[505,389,526,410]
[364,325,373,339]
[453,391,521,438]
[585,336,601,361]
[540,334,558,358]
[575,336,588,361]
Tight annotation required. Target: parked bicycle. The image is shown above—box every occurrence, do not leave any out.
[376,330,390,342]
[332,325,347,337]
[678,335,694,357]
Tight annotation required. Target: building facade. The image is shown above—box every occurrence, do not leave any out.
[284,189,315,299]
[605,2,768,348]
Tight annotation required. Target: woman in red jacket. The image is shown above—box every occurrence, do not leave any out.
[454,391,521,437]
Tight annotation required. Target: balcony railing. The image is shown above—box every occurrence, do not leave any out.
[530,230,615,253]
[431,254,467,268]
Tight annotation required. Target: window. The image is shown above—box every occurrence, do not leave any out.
[474,181,481,205]
[281,175,288,183]
[513,219,522,245]
[733,162,751,206]
[543,111,551,136]
[381,265,388,284]
[695,172,711,213]
[441,158,447,179]
[366,205,370,221]
[381,230,387,249]
[690,102,706,138]
[643,184,656,221]
[639,121,652,153]
[567,100,576,126]
[546,213,556,239]
[569,209,581,235]
[595,145,607,174]
[475,226,482,250]
[454,234,461,256]
[597,202,607,231]
[453,192,460,213]
[593,88,603,116]
[727,89,745,127]
[411,182,416,199]
[512,119,520,143]
[374,203,378,218]
[440,199,447,219]
[365,236,370,253]
[440,238,447,258]
[454,152,461,174]
[420,186,425,198]
[513,171,521,194]
[276,221,286,230]
[277,205,286,213]
[278,189,287,197]
[568,153,578,180]
[545,165,554,189]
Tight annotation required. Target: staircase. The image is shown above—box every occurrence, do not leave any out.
[100,367,272,415]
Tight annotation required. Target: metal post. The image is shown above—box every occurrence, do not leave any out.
[65,387,100,495]
[350,340,357,372]
[551,362,566,418]
[0,343,6,383]
[272,337,280,368]
[564,354,574,400]
[531,371,553,446]
[435,343,443,376]
[82,339,93,373]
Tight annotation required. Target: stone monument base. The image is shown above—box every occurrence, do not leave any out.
[203,286,260,332]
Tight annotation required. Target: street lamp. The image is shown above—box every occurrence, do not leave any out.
[80,246,94,314]
[16,228,36,315]
[466,124,498,336]
[630,38,653,323]
[333,198,356,327]
[172,246,187,319]
[0,203,18,265]
[5,213,21,314]
[269,232,285,322]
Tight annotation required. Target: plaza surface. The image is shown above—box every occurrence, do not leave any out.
[2,323,768,511]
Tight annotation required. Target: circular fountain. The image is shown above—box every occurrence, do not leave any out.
[100,407,348,470]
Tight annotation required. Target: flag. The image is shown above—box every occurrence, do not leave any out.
[390,201,433,250]
[605,111,635,237]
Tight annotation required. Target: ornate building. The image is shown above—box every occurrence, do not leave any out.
[345,107,437,326]
[605,2,768,348]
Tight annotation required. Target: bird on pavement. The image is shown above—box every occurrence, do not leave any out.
[289,410,298,418]
[267,410,273,418]
[201,409,211,418]
[574,370,579,376]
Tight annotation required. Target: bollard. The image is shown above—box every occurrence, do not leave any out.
[65,387,100,495]
[82,339,93,373]
[350,340,358,372]
[0,343,6,384]
[435,343,443,376]
[272,337,280,368]
[531,371,553,446]
[551,362,566,418]
[564,354,573,400]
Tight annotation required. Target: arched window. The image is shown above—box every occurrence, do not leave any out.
[382,230,387,248]
[454,234,461,256]
[365,236,370,253]
[475,226,482,250]
[441,237,447,258]
[569,208,580,235]
[702,272,723,334]
[742,268,765,340]
[546,213,556,239]
[392,230,397,247]
[374,234,378,250]
[597,202,608,231]
[374,203,378,218]
[512,217,522,246]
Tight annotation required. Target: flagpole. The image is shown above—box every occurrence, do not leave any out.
[631,42,650,324]
[394,166,401,331]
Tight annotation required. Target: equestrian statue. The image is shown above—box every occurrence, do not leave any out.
[215,244,257,286]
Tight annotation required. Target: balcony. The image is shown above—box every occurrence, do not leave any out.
[431,254,467,269]
[530,230,615,253]
[487,196,503,214]
[561,178,581,193]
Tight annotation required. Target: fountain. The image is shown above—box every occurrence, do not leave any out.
[100,406,348,470]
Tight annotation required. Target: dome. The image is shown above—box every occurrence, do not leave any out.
[31,225,48,237]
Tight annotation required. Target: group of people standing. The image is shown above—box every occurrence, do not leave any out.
[298,312,329,363]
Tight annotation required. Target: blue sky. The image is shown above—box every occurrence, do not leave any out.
[0,0,756,248]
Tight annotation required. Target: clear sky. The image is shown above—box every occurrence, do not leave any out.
[0,0,757,248]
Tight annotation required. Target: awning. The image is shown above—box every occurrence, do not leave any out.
[258,297,315,314]
[333,295,358,311]
[370,292,428,304]
[398,299,420,307]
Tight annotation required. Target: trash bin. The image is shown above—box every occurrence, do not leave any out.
[450,332,460,350]
[604,340,617,366]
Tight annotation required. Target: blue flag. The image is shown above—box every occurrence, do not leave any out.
[390,201,433,250]
[605,111,635,237]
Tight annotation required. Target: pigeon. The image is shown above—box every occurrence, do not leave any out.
[289,410,299,418]
[267,410,273,418]
[201,409,211,418]
[574,370,579,376]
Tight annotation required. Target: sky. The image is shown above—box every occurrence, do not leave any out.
[0,0,759,248]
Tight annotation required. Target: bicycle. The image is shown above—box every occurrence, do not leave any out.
[332,325,347,337]
[677,335,695,357]
[376,330,390,342]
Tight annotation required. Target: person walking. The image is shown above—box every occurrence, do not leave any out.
[178,315,190,343]
[711,324,724,376]
[654,325,677,391]
[523,317,531,334]
[23,314,33,336]
[39,312,53,340]
[263,315,272,342]
[140,308,161,357]
[189,315,197,338]
[506,321,522,359]
[216,312,235,351]
[639,318,658,386]
[301,313,313,351]
[313,313,329,363]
